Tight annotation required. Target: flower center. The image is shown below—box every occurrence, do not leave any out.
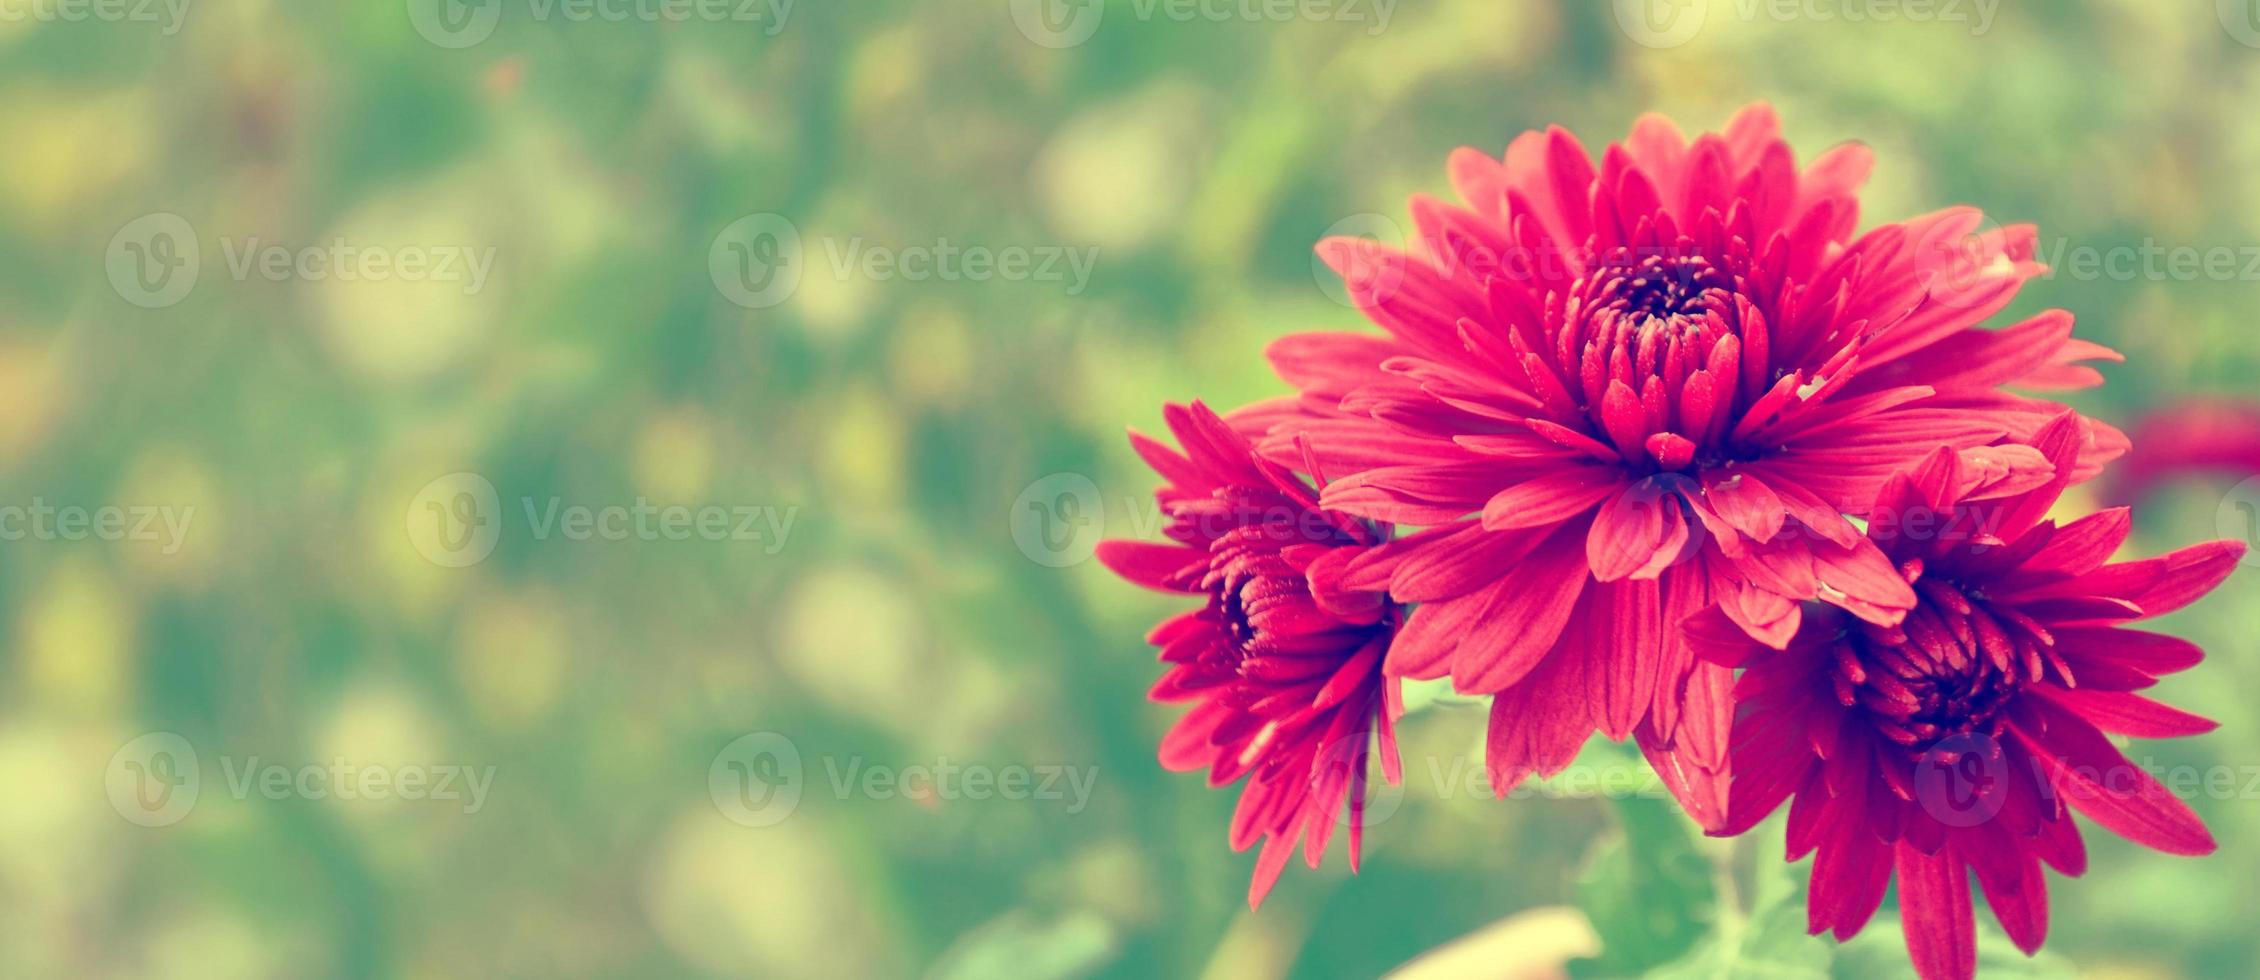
[1558,245,1753,472]
[1588,251,1731,323]
[1187,488,1380,674]
[1828,571,2061,751]
[1208,545,1303,652]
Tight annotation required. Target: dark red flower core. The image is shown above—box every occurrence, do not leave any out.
[1558,240,1766,474]
[1190,490,1390,699]
[1829,561,2062,753]
[1205,528,1307,653]
[1582,247,1733,324]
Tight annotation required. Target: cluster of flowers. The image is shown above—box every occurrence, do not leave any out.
[1097,104,2243,980]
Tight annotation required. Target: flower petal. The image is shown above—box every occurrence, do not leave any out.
[1483,648,1590,794]
[2012,707,2215,856]
[1894,844,1977,980]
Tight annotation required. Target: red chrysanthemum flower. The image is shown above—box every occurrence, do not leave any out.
[1098,401,1404,907]
[1699,414,2243,980]
[1264,103,2124,824]
[2107,397,2260,504]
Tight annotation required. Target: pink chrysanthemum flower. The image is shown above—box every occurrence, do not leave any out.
[1098,401,1403,907]
[2107,397,2260,504]
[1698,414,2242,980]
[1265,103,2124,823]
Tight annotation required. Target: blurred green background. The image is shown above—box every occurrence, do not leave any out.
[3,0,2259,976]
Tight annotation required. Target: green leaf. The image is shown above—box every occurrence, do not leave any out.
[1570,793,1719,977]
[1641,873,1828,974]
[1635,813,1831,980]
[926,909,1117,980]
[1832,916,2078,980]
